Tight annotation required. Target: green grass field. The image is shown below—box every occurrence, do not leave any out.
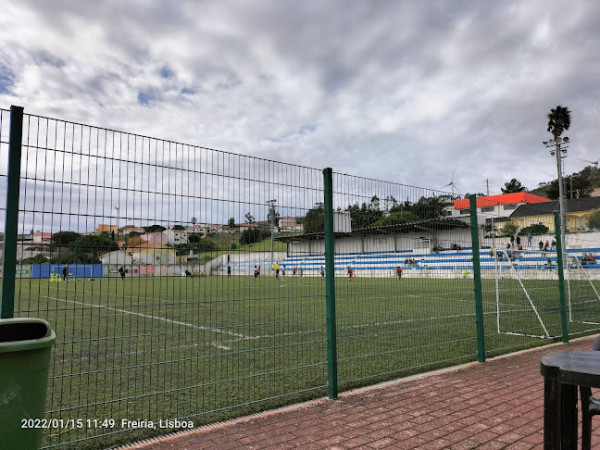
[12,274,600,449]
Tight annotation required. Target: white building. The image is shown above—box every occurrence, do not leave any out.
[165,229,188,245]
[443,192,552,222]
[143,230,188,246]
[130,245,177,265]
[100,250,134,265]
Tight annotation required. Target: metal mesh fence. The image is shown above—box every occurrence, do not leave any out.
[11,111,327,449]
[2,106,599,448]
[562,203,600,337]
[326,174,478,389]
[0,108,9,249]
[476,199,565,356]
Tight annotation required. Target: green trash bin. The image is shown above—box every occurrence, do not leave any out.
[0,318,55,450]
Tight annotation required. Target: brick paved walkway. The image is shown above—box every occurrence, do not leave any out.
[125,337,600,449]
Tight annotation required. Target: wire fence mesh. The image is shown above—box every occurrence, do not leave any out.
[325,174,478,389]
[9,111,329,449]
[476,199,565,355]
[1,107,599,448]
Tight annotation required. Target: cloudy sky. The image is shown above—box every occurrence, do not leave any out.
[1,0,599,198]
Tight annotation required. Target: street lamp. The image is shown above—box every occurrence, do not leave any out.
[266,199,277,266]
[543,136,569,251]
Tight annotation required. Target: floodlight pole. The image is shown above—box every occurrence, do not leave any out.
[266,199,277,267]
[544,137,569,256]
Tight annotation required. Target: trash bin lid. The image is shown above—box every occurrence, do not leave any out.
[0,318,55,353]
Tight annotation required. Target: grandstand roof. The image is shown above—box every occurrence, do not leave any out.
[274,217,470,243]
[453,192,551,210]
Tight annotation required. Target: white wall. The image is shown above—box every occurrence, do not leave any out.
[288,228,473,255]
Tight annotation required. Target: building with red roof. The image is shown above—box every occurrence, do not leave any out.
[446,192,552,221]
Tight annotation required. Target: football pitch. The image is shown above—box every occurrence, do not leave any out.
[13,274,600,449]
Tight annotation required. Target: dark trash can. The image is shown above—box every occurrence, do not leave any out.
[0,318,55,449]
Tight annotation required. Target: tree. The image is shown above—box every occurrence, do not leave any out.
[372,211,420,227]
[21,254,49,264]
[547,105,571,139]
[502,222,519,237]
[407,196,445,220]
[240,227,269,245]
[303,203,325,233]
[188,233,202,243]
[51,231,81,247]
[143,224,166,233]
[72,233,119,264]
[228,217,236,228]
[267,205,280,227]
[546,174,592,200]
[519,223,550,236]
[197,238,218,250]
[383,196,398,211]
[191,217,197,225]
[501,179,526,194]
[464,192,485,199]
[347,197,384,229]
[589,210,600,231]
[245,213,255,224]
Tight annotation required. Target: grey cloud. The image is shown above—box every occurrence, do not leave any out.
[2,0,600,198]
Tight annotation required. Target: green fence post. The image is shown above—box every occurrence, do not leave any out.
[323,167,338,399]
[469,195,486,362]
[554,211,569,343]
[1,106,24,319]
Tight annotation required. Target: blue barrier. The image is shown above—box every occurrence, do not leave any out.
[32,264,103,279]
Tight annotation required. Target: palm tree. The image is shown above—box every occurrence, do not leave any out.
[547,105,571,138]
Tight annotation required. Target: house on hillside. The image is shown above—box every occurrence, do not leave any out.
[32,232,52,245]
[279,216,304,233]
[510,197,600,233]
[130,244,176,265]
[96,224,118,235]
[142,229,188,246]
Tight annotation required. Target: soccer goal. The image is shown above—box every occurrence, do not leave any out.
[494,250,554,339]
[566,258,600,326]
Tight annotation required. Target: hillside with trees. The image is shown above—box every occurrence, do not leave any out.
[530,165,600,200]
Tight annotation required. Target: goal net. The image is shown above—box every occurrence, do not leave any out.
[566,257,600,326]
[494,249,558,339]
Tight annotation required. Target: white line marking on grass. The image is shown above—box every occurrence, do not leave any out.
[47,296,256,350]
[225,310,503,342]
